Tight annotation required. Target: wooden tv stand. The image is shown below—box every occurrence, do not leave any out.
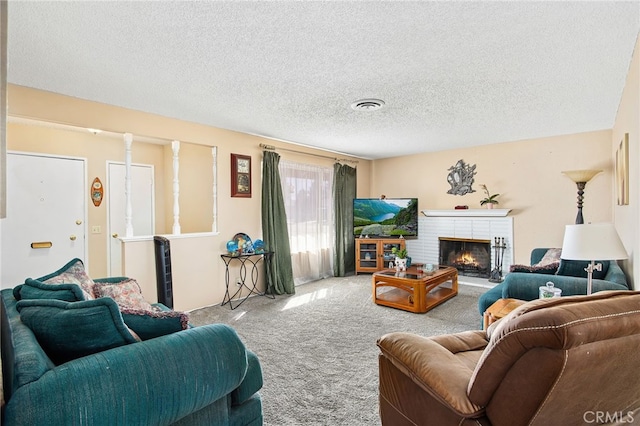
[355,238,405,274]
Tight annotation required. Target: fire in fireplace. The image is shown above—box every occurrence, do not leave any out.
[439,237,491,278]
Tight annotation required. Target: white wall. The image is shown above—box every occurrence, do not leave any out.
[121,233,268,311]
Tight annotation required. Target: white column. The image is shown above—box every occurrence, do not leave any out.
[124,133,134,237]
[171,141,181,235]
[212,146,218,233]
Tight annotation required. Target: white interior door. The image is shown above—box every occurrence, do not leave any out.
[1,152,86,288]
[107,162,154,276]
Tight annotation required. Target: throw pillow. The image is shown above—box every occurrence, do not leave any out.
[509,262,559,274]
[556,259,609,280]
[94,278,155,311]
[121,308,190,340]
[16,298,139,365]
[534,248,562,267]
[37,258,96,300]
[13,278,86,302]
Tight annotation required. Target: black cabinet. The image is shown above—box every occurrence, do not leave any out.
[153,236,173,309]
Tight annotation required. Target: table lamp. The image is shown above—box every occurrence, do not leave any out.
[561,223,628,294]
[562,169,602,224]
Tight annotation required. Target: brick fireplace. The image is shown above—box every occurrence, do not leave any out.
[439,237,492,278]
[405,209,513,282]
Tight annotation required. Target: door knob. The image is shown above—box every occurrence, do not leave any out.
[76,220,83,225]
[112,233,119,238]
[70,235,77,241]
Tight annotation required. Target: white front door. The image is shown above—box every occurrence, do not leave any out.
[107,162,154,276]
[1,152,86,288]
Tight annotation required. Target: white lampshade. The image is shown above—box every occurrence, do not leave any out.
[561,223,628,261]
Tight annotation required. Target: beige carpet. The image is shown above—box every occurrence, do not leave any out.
[189,273,486,425]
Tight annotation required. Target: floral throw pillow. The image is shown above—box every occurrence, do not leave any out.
[95,278,154,312]
[40,258,96,300]
[534,248,562,267]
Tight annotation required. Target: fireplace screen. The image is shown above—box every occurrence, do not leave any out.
[439,237,491,278]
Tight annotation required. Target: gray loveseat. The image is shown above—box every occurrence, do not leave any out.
[478,248,629,316]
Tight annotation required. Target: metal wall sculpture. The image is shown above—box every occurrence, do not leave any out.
[446,159,476,196]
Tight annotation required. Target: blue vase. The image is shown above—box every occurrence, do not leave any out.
[226,240,238,255]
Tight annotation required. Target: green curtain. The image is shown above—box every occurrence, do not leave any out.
[261,151,295,295]
[333,163,357,276]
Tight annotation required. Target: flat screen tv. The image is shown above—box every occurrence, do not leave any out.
[353,198,418,237]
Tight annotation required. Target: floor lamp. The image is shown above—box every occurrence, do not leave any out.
[562,169,602,224]
[561,223,628,294]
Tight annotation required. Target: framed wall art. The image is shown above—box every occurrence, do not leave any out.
[231,153,251,198]
[616,133,629,206]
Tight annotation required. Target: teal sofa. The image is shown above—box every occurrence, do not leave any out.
[1,286,264,425]
[478,248,629,316]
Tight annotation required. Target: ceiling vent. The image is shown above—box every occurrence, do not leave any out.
[351,99,385,111]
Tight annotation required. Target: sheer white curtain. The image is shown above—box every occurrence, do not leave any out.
[279,160,334,285]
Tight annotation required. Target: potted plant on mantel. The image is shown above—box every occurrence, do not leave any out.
[480,184,500,209]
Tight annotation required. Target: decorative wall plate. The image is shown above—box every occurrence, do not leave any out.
[233,233,253,253]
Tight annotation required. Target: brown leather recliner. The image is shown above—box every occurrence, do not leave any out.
[377,290,640,426]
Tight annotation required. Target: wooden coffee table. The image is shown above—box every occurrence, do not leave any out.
[372,266,458,313]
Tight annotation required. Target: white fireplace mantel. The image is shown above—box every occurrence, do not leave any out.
[422,209,512,217]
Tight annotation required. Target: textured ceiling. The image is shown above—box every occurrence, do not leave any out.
[6,1,640,159]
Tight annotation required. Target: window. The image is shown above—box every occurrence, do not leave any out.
[279,160,334,285]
